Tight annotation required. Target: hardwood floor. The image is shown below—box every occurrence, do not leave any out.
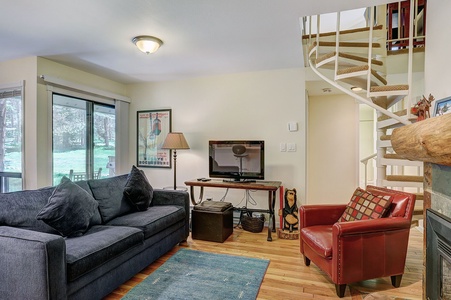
[104,227,423,300]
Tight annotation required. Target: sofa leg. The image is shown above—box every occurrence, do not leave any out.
[391,274,402,287]
[303,256,310,266]
[335,284,346,298]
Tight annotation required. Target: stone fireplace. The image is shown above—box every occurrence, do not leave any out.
[391,113,451,299]
[426,209,451,299]
[424,164,451,300]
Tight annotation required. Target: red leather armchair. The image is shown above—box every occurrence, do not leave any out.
[299,185,416,297]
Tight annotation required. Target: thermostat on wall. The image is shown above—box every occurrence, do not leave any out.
[288,122,298,132]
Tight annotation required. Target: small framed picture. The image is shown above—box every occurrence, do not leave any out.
[137,109,172,168]
[433,96,451,117]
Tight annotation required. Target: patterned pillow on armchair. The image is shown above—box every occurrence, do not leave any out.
[340,187,393,222]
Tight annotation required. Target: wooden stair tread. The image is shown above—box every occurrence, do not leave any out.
[380,135,391,141]
[386,175,423,182]
[302,25,383,40]
[314,51,384,66]
[311,41,381,48]
[336,65,387,86]
[370,84,409,93]
[337,64,368,75]
[384,153,403,159]
[315,52,336,64]
[378,109,407,121]
[413,207,424,215]
[339,52,383,66]
[415,193,424,201]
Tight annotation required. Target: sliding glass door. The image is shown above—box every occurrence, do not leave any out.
[52,94,115,185]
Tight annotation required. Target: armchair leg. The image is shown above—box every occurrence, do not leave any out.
[303,256,310,266]
[335,284,346,298]
[391,274,403,287]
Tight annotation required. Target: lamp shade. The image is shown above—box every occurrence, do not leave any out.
[132,35,163,54]
[161,132,190,150]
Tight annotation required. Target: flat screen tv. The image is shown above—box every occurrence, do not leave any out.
[209,140,264,182]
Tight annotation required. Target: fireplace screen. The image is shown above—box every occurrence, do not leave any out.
[426,209,451,300]
[442,256,451,299]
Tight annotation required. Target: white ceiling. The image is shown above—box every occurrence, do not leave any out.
[0,0,393,84]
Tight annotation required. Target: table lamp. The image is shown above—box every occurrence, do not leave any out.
[161,132,190,190]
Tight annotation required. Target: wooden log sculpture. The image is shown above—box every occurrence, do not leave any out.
[391,113,451,166]
[278,188,299,240]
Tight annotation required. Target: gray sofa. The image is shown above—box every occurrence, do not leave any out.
[0,168,189,300]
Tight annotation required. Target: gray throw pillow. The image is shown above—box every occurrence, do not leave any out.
[123,165,154,211]
[88,174,132,223]
[37,176,100,237]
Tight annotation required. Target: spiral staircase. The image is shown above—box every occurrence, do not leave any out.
[302,0,426,219]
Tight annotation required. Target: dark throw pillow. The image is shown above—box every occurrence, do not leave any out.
[123,165,154,211]
[37,176,99,237]
[339,187,393,222]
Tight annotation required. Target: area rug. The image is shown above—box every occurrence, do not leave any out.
[122,248,270,300]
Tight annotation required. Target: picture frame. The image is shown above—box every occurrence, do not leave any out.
[137,109,172,168]
[433,96,451,117]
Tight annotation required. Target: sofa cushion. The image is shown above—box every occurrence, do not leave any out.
[106,206,185,239]
[123,165,153,211]
[65,225,143,282]
[88,174,133,223]
[301,225,333,259]
[37,177,100,237]
[0,187,60,234]
[339,188,393,222]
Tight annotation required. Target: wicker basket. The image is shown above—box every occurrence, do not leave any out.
[241,214,265,233]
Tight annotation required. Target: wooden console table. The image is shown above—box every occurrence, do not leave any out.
[184,179,282,241]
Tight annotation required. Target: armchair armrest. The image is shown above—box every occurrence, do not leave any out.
[333,217,411,236]
[0,226,66,300]
[299,205,347,227]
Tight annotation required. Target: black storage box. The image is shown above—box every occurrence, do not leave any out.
[191,201,233,243]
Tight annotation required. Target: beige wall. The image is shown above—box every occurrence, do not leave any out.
[425,0,451,101]
[128,68,307,210]
[307,93,359,204]
[0,57,38,188]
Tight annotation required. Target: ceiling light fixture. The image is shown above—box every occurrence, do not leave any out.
[132,35,163,54]
[351,86,363,92]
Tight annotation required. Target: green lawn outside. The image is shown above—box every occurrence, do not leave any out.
[53,148,115,184]
[4,147,115,188]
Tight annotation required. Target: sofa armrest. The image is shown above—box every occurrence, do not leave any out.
[0,226,66,300]
[152,189,190,239]
[152,189,189,208]
[299,205,347,227]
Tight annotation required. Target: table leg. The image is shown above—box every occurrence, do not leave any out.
[267,190,276,241]
[271,190,276,232]
[189,186,204,206]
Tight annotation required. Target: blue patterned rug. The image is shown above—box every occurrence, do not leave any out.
[122,248,269,300]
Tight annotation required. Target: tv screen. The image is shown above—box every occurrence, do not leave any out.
[209,140,264,182]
